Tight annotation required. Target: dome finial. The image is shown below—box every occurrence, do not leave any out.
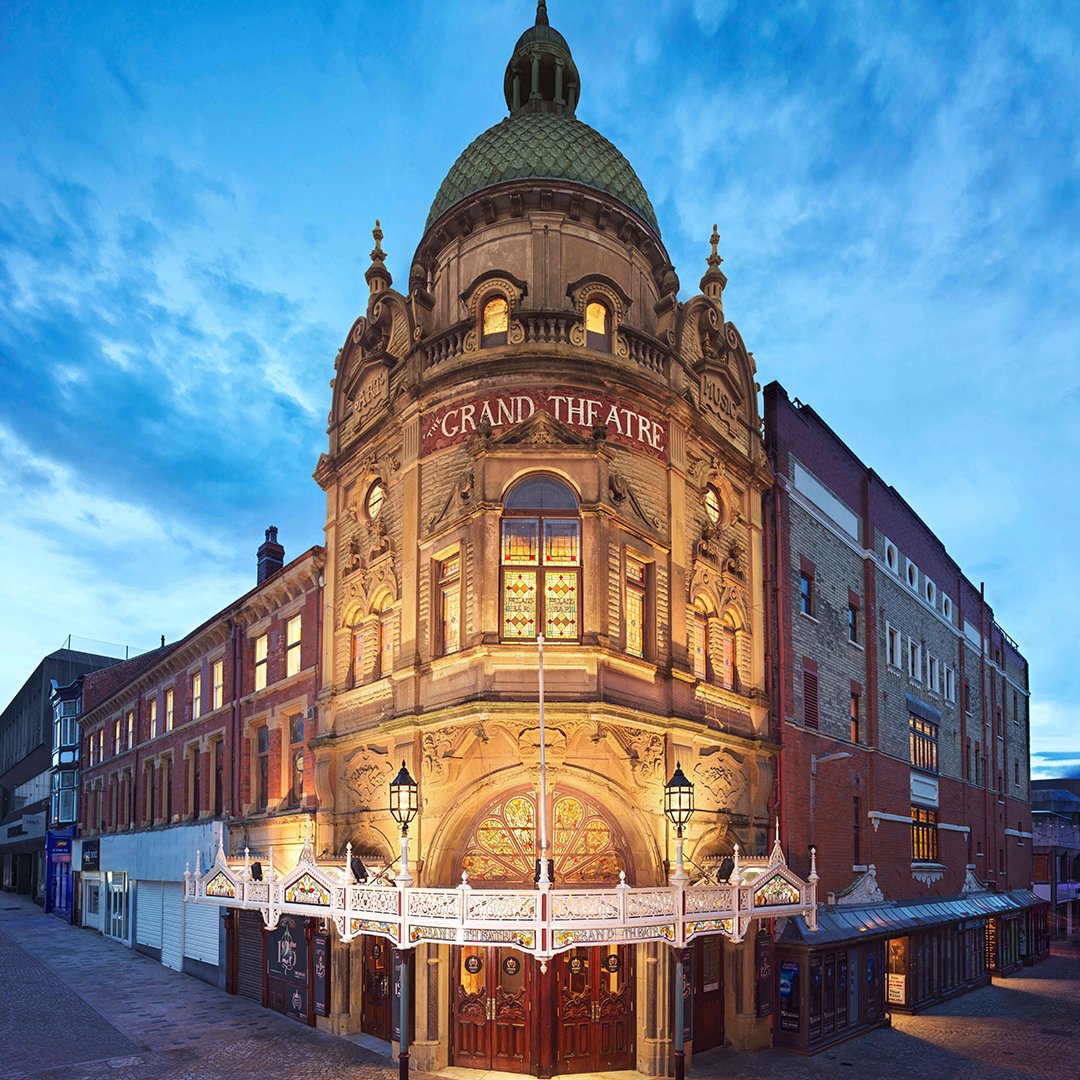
[536,1,549,26]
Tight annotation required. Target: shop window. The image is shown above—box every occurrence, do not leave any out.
[500,475,580,642]
[912,806,938,862]
[286,614,302,677]
[165,689,174,732]
[254,633,268,692]
[213,659,224,710]
[909,715,938,773]
[256,726,269,811]
[625,556,648,659]
[585,299,611,351]
[481,295,509,346]
[438,554,462,655]
[191,672,202,721]
[289,715,305,807]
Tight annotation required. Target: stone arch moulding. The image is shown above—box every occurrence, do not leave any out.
[675,294,722,368]
[423,774,662,889]
[566,273,632,355]
[460,268,529,352]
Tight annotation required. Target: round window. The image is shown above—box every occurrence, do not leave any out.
[704,486,722,524]
[366,481,386,520]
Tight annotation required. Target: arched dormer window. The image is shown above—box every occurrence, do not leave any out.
[585,299,611,351]
[501,475,581,642]
[481,295,509,347]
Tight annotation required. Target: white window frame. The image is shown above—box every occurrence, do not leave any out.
[942,594,953,622]
[925,578,937,607]
[905,558,919,591]
[191,671,201,721]
[908,638,922,681]
[212,658,224,710]
[886,622,902,669]
[286,614,302,678]
[944,665,956,703]
[884,538,899,574]
[928,654,941,694]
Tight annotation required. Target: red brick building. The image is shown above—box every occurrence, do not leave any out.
[763,382,1047,1051]
[77,532,323,989]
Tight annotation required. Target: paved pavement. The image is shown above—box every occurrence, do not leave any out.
[1,893,1078,1079]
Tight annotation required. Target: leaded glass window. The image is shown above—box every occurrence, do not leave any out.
[439,555,461,655]
[461,790,622,884]
[625,556,646,658]
[500,475,581,642]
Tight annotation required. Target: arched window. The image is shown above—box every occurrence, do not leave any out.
[349,618,364,687]
[720,612,739,691]
[692,599,711,680]
[481,295,509,346]
[585,299,611,351]
[501,475,580,641]
[375,596,394,677]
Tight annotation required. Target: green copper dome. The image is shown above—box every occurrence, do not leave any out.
[425,110,659,234]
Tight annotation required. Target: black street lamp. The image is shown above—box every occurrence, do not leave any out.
[388,760,418,1080]
[664,763,695,1080]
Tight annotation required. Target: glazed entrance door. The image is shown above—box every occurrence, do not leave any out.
[452,946,531,1073]
[556,945,634,1073]
[361,935,392,1040]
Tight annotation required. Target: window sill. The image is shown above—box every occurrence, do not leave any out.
[848,639,864,651]
[798,612,819,624]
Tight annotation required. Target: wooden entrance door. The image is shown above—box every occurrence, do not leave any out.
[555,945,634,1074]
[693,935,725,1051]
[452,946,531,1072]
[361,935,392,1040]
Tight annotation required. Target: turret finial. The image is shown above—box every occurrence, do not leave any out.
[707,224,722,269]
[700,223,727,301]
[365,218,392,295]
[536,1,549,26]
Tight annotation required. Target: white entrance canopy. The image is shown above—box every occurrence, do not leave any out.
[185,829,818,958]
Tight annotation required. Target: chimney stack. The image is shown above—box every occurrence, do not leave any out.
[257,526,285,584]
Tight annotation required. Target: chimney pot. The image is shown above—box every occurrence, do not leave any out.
[257,525,285,584]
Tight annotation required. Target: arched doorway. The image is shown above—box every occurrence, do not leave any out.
[448,787,636,1074]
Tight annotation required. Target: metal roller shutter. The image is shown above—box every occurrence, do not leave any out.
[161,883,184,971]
[237,910,264,1001]
[136,881,163,949]
[183,901,220,966]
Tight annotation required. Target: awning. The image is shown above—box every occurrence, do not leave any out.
[779,889,1045,947]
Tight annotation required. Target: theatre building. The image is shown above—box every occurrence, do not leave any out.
[186,4,817,1076]
[763,384,1048,1053]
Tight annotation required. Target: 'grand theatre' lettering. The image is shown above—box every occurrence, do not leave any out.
[423,389,667,459]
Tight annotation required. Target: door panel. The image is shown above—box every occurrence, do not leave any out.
[361,935,392,1041]
[556,946,634,1074]
[453,945,491,1068]
[693,936,725,1052]
[452,946,531,1074]
[492,949,530,1071]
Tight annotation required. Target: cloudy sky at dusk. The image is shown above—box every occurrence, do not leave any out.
[2,1,1077,777]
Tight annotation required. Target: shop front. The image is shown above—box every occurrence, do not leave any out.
[775,888,1051,1052]
[44,828,75,921]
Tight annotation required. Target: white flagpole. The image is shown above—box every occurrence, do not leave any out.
[537,633,550,886]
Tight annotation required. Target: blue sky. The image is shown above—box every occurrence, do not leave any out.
[1,1,1077,777]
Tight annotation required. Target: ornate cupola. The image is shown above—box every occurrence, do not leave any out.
[503,1,581,117]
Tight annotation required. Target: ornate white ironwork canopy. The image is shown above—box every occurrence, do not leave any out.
[185,825,818,958]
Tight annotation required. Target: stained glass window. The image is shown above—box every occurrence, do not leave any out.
[440,555,461,654]
[500,475,581,642]
[461,791,622,883]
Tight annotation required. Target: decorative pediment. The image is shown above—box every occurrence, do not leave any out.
[832,865,885,907]
[488,408,595,450]
[752,871,802,907]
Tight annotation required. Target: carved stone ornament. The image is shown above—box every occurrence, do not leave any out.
[421,727,466,784]
[461,272,527,353]
[600,726,665,787]
[428,467,474,530]
[961,867,987,894]
[911,865,945,886]
[693,750,744,810]
[833,865,884,907]
[566,276,631,359]
[344,748,392,808]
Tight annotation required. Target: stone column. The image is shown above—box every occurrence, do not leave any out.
[638,941,674,1076]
